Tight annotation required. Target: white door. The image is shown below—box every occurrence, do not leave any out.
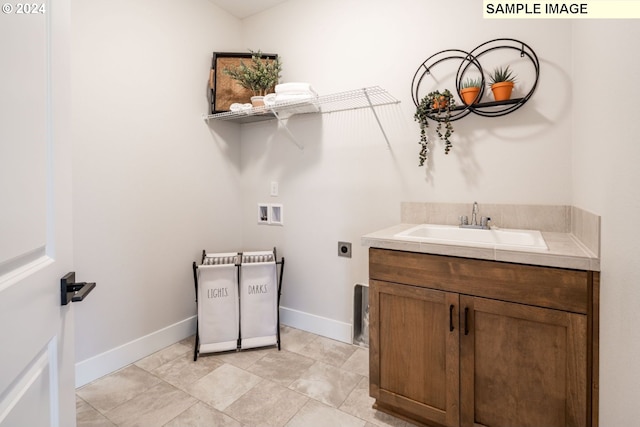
[0,1,76,426]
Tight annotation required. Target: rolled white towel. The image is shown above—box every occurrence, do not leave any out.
[230,103,253,112]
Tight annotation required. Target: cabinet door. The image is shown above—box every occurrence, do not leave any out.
[460,296,587,427]
[370,279,460,427]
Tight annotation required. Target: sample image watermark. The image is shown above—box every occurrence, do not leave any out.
[483,1,640,18]
[2,3,46,14]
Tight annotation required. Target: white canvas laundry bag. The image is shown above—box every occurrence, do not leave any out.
[239,251,278,349]
[196,253,240,354]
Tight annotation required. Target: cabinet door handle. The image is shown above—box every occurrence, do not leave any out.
[449,305,455,332]
[464,307,469,335]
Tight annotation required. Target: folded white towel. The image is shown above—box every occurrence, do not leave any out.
[275,93,317,102]
[264,92,318,107]
[275,82,317,95]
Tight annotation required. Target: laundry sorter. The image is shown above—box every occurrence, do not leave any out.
[192,248,285,361]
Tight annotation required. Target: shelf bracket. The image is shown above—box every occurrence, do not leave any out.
[271,110,304,150]
[363,88,392,149]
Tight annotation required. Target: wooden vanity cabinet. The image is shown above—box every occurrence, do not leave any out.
[368,248,599,427]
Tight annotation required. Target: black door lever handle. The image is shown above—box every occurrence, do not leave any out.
[61,272,96,306]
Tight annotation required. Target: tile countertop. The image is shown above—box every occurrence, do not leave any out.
[361,223,600,272]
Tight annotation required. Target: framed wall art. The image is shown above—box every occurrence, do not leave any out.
[209,52,279,114]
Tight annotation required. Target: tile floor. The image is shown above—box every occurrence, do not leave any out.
[76,326,410,427]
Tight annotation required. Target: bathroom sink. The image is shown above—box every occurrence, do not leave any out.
[394,224,548,251]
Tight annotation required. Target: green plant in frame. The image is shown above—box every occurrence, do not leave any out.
[222,50,282,97]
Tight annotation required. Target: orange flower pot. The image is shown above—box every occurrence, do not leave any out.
[460,87,481,105]
[490,81,514,101]
[432,96,448,109]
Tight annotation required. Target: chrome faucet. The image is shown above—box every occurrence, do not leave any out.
[471,201,479,226]
[460,201,491,229]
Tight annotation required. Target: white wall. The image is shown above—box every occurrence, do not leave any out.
[71,0,244,382]
[70,4,640,424]
[238,0,574,339]
[572,21,640,425]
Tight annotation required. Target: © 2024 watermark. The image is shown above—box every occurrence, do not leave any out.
[484,1,640,18]
[2,3,46,14]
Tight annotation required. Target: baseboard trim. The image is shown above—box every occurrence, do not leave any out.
[75,316,196,388]
[75,308,353,388]
[280,306,352,344]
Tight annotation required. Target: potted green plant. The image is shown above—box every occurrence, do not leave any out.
[223,50,282,107]
[488,65,516,101]
[459,77,482,105]
[414,89,456,166]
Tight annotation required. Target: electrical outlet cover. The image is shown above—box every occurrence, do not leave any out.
[338,241,352,258]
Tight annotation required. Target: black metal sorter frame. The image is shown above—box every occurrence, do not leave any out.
[411,38,540,122]
[192,247,285,361]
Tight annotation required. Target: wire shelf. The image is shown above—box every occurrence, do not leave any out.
[315,86,400,114]
[203,86,400,123]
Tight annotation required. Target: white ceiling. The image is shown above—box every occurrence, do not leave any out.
[208,0,289,19]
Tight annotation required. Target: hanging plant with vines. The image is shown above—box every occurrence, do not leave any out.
[414,89,456,166]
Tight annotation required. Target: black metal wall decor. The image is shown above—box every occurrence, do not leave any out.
[411,38,540,122]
